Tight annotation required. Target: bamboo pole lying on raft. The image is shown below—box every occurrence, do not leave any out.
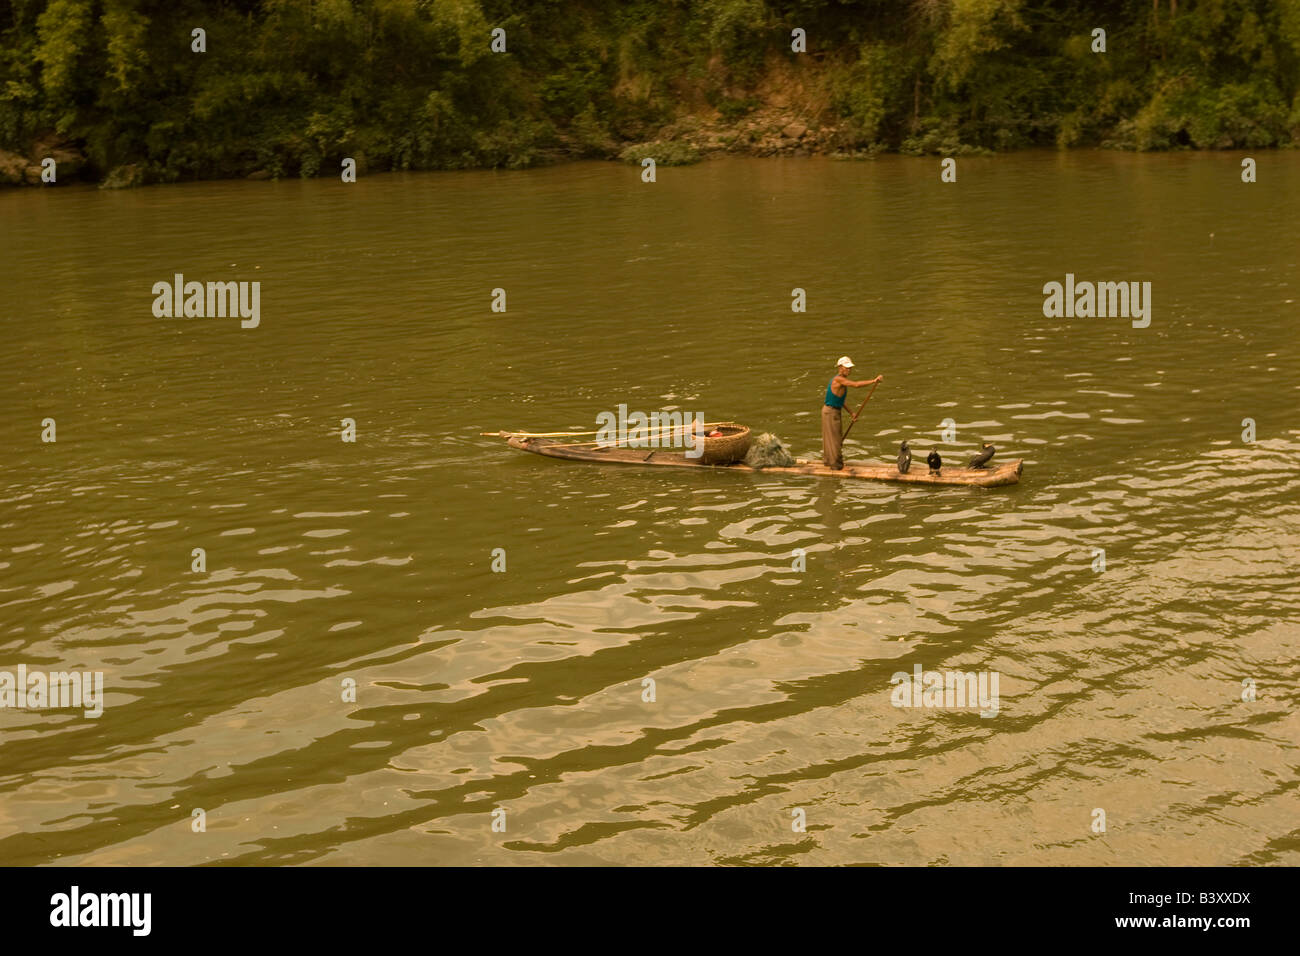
[558,423,731,449]
[523,423,740,450]
[480,429,598,438]
[482,423,733,440]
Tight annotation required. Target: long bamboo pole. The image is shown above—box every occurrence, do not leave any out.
[554,421,732,449]
[840,380,880,442]
[483,422,732,440]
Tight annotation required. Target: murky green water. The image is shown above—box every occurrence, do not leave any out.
[1,153,1297,865]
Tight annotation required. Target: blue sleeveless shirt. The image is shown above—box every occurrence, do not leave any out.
[825,378,846,408]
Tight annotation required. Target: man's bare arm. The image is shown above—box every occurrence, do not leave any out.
[837,374,883,388]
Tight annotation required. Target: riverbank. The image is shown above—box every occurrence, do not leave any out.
[2,107,1290,191]
[4,99,1294,191]
[0,57,984,190]
[3,1,1297,189]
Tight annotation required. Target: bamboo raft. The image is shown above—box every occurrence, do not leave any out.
[498,435,1023,487]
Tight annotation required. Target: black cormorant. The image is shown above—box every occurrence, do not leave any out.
[968,443,995,469]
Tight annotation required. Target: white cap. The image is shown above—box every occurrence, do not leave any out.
[836,356,854,368]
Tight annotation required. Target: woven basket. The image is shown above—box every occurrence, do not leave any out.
[698,423,752,464]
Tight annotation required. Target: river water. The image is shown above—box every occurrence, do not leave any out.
[1,153,1297,865]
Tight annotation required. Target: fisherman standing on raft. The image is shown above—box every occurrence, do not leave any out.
[822,356,882,470]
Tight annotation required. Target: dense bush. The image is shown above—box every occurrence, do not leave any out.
[0,0,1296,182]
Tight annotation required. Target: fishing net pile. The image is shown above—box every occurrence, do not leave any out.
[744,432,796,469]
